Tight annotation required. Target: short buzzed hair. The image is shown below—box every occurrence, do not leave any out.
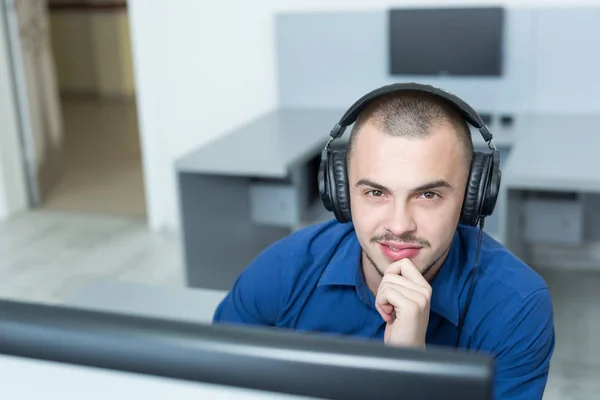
[346,91,474,167]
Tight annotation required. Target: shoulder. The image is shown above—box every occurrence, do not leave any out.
[457,224,549,298]
[456,229,555,399]
[261,218,355,260]
[234,218,356,290]
[213,219,355,325]
[456,225,554,354]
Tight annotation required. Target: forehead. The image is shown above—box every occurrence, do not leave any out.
[348,122,467,185]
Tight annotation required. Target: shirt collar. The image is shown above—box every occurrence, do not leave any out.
[428,231,463,326]
[317,226,465,327]
[317,229,362,287]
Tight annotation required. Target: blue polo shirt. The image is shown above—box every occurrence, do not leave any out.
[213,219,555,400]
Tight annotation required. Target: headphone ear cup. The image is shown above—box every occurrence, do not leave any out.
[318,156,333,212]
[327,146,352,223]
[460,152,489,226]
[480,150,501,218]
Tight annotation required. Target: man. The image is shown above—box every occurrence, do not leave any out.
[213,86,555,399]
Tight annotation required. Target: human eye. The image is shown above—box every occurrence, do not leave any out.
[366,190,385,198]
[419,191,440,200]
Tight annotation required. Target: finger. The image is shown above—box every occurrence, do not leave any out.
[377,283,429,312]
[379,274,432,299]
[385,259,430,287]
[375,300,393,322]
[375,297,395,316]
[375,284,399,319]
[377,288,414,316]
[375,287,394,316]
[399,261,430,287]
[379,307,394,323]
[376,288,410,321]
[384,259,406,275]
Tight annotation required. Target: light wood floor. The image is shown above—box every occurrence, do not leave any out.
[41,96,146,216]
[0,209,182,304]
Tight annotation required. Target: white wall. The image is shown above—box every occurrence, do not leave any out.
[50,10,136,97]
[129,0,600,233]
[128,0,278,232]
[0,0,597,227]
[0,3,29,221]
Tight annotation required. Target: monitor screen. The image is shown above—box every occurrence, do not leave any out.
[388,7,505,76]
[0,299,494,399]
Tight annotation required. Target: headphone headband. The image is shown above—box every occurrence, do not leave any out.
[329,83,495,148]
[319,82,502,227]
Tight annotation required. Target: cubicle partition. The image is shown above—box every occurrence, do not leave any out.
[177,5,600,290]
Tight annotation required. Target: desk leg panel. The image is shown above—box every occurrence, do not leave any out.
[504,189,531,264]
[178,173,291,291]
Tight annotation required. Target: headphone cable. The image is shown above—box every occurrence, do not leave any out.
[454,217,485,349]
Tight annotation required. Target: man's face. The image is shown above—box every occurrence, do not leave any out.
[348,121,469,277]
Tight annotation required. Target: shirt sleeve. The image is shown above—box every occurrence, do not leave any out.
[212,241,289,327]
[492,288,555,400]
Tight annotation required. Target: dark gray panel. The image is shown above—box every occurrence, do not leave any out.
[276,9,535,113]
[583,193,600,242]
[178,172,290,291]
[389,7,504,76]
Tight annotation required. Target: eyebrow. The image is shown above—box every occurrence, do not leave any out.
[355,178,453,194]
[411,179,453,193]
[355,179,390,193]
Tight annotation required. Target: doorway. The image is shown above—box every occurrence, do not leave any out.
[6,0,146,217]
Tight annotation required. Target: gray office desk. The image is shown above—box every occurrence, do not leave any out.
[62,280,228,324]
[176,108,516,291]
[175,109,341,291]
[501,115,600,192]
[499,114,600,265]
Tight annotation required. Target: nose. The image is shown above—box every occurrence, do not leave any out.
[383,199,417,236]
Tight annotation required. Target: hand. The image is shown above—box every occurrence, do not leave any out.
[375,259,432,349]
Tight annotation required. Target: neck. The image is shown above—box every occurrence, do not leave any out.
[362,248,451,297]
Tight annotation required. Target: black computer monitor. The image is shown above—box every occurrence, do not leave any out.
[0,299,493,399]
[388,7,505,76]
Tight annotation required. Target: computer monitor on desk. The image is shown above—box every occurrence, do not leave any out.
[0,300,493,399]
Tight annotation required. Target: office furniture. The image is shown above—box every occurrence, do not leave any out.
[175,5,600,290]
[276,8,535,114]
[176,109,335,291]
[63,280,227,323]
[388,7,505,76]
[175,108,515,291]
[500,115,600,269]
[276,8,600,115]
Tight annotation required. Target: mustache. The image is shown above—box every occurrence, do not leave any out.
[370,232,430,247]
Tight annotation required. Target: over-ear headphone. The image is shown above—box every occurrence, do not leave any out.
[318,82,502,227]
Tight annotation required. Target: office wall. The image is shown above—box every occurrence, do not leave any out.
[50,9,136,97]
[0,3,29,221]
[92,11,136,97]
[276,9,534,113]
[50,12,96,94]
[530,7,600,113]
[128,0,279,232]
[128,0,598,232]
[277,7,600,114]
[0,0,595,227]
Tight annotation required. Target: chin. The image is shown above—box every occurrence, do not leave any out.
[384,252,432,273]
[378,252,424,269]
